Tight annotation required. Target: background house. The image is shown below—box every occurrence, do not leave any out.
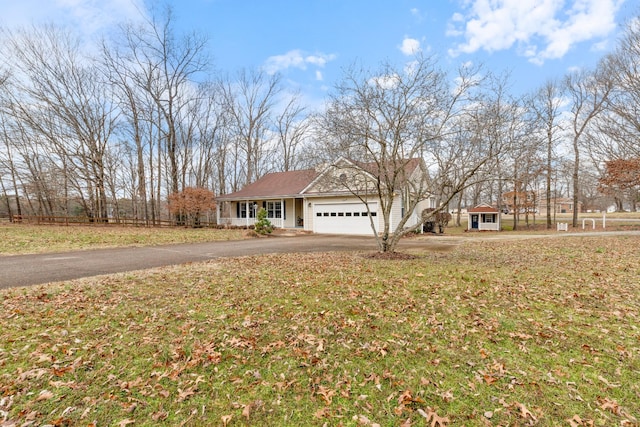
[537,196,582,214]
[501,190,537,214]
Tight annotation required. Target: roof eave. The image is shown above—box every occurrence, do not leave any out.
[217,193,304,201]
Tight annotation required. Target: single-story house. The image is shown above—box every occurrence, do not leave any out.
[467,204,501,231]
[216,157,436,236]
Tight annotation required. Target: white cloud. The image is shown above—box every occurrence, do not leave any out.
[399,37,421,56]
[0,0,146,36]
[315,70,323,81]
[263,49,336,75]
[410,7,424,22]
[448,0,624,64]
[590,40,609,52]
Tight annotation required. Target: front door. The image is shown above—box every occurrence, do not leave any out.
[471,214,479,229]
[295,198,304,227]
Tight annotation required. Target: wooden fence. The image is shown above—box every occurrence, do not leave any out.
[9,215,234,228]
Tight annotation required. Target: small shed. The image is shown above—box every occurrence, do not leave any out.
[468,204,501,231]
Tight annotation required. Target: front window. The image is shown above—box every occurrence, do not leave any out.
[482,214,495,223]
[239,202,256,218]
[266,201,282,218]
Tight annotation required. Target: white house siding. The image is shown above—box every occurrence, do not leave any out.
[389,196,403,231]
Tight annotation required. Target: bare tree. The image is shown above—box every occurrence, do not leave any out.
[318,56,504,252]
[275,93,310,172]
[528,80,564,228]
[597,18,640,159]
[101,37,154,223]
[102,7,210,221]
[220,69,282,187]
[564,68,613,227]
[1,25,119,220]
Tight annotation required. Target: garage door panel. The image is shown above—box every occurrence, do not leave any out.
[313,202,377,235]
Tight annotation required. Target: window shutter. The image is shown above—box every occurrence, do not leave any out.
[282,201,286,219]
[236,202,240,218]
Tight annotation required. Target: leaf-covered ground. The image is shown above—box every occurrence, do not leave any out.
[1,236,639,426]
[0,225,247,255]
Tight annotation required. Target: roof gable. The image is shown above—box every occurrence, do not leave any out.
[468,204,499,213]
[302,156,427,195]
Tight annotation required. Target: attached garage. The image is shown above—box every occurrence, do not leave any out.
[312,202,377,235]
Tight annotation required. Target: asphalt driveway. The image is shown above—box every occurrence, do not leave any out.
[0,234,448,289]
[3,230,637,290]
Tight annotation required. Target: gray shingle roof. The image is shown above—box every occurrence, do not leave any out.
[217,169,320,200]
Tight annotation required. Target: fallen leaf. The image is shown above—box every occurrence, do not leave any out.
[177,387,196,402]
[417,407,450,426]
[314,407,331,419]
[242,404,252,420]
[151,411,168,421]
[440,390,454,402]
[36,390,54,401]
[567,414,594,427]
[316,386,336,405]
[515,402,536,421]
[241,400,263,420]
[221,414,232,426]
[599,397,620,415]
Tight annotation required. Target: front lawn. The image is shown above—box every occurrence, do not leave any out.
[1,235,639,426]
[0,224,247,255]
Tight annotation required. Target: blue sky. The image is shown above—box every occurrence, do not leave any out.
[1,0,636,104]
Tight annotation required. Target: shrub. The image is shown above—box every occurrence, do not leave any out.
[168,187,216,227]
[254,207,273,234]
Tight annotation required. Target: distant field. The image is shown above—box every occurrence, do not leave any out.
[1,235,639,426]
[0,224,247,255]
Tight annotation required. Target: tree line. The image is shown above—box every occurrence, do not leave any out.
[1,8,638,230]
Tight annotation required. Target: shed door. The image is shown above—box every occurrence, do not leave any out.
[313,202,377,235]
[471,214,479,229]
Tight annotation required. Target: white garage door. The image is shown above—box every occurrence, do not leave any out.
[313,202,377,235]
